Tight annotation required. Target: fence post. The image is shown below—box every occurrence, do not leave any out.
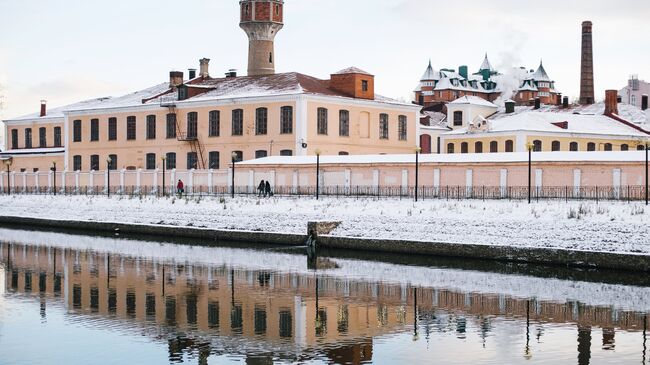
[188,169,194,195]
[74,170,80,193]
[89,170,94,194]
[34,172,40,194]
[153,168,159,195]
[119,168,125,194]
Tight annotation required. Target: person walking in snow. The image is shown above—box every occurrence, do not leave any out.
[265,180,273,198]
[176,179,184,197]
[257,180,265,197]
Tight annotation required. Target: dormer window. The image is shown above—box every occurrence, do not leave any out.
[275,4,280,15]
[178,86,187,101]
[362,80,369,92]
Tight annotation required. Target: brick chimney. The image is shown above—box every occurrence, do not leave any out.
[199,58,210,78]
[40,100,47,117]
[604,90,618,116]
[169,71,184,88]
[579,21,595,105]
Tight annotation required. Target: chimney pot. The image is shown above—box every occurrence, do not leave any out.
[199,58,210,78]
[604,89,618,116]
[188,68,197,79]
[169,71,184,88]
[505,100,515,114]
[40,100,47,117]
[562,96,569,108]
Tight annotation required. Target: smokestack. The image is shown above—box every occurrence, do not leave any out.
[505,100,515,114]
[169,71,184,88]
[199,58,210,78]
[604,90,618,116]
[534,97,541,110]
[579,21,595,105]
[642,94,648,111]
[188,69,197,79]
[40,100,47,117]
[562,96,569,108]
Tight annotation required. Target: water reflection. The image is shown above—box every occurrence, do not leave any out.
[0,229,649,364]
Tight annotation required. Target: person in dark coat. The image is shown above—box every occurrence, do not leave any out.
[177,179,184,196]
[257,180,265,197]
[265,180,272,197]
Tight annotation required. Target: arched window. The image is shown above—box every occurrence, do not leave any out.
[232,109,243,136]
[621,144,629,151]
[108,154,117,170]
[209,151,220,169]
[280,149,293,156]
[551,141,561,151]
[420,134,432,154]
[604,143,612,151]
[532,140,542,152]
[146,115,156,140]
[461,142,468,154]
[165,152,176,169]
[489,141,498,153]
[639,144,646,151]
[587,142,596,151]
[505,140,514,152]
[570,142,579,151]
[209,110,220,137]
[398,115,407,141]
[187,112,198,139]
[339,110,349,137]
[280,106,293,134]
[475,141,483,153]
[255,150,268,159]
[379,113,389,139]
[255,108,268,135]
[145,153,156,170]
[453,111,463,126]
[447,143,455,154]
[317,108,328,135]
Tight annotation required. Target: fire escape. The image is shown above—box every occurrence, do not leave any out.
[161,96,206,169]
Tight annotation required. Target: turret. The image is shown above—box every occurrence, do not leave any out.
[239,0,284,76]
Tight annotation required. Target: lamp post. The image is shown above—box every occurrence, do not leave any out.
[526,142,534,204]
[414,147,421,202]
[315,149,321,200]
[106,157,112,198]
[4,158,12,195]
[161,156,166,197]
[231,152,238,199]
[52,161,56,196]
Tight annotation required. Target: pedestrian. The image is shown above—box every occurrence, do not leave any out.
[176,179,184,197]
[257,180,265,197]
[265,180,273,197]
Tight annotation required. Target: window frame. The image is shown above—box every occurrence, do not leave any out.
[53,127,62,147]
[90,154,99,171]
[39,127,47,148]
[232,109,244,136]
[453,111,463,126]
[208,151,220,169]
[24,128,32,149]
[398,115,407,141]
[209,110,220,137]
[165,152,176,169]
[126,116,137,140]
[146,115,156,140]
[11,129,18,149]
[447,143,455,154]
[187,112,198,139]
[339,110,349,137]
[280,106,293,134]
[108,117,117,141]
[317,108,328,135]
[73,155,82,171]
[255,107,268,135]
[73,120,82,142]
[166,114,177,139]
[379,113,389,140]
[90,119,99,141]
[145,153,156,170]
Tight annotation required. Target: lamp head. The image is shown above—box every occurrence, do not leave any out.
[415,147,422,153]
[314,149,321,156]
[526,142,534,151]
[106,157,112,164]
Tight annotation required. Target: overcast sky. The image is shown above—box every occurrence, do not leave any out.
[1,0,649,121]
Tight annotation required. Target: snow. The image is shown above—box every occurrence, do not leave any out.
[449,95,498,108]
[1,147,65,155]
[0,195,648,255]
[2,226,649,312]
[333,67,372,75]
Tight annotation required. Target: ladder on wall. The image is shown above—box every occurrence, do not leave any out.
[161,98,206,170]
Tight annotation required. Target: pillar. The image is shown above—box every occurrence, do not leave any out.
[119,168,125,193]
[207,169,213,194]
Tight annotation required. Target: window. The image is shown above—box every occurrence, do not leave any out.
[108,118,117,141]
[379,113,389,139]
[398,115,407,141]
[621,144,629,151]
[166,152,176,169]
[146,115,156,140]
[54,127,61,147]
[232,109,243,136]
[25,128,32,148]
[146,153,156,170]
[73,120,82,142]
[73,155,82,171]
[280,149,293,156]
[490,141,498,153]
[453,111,463,126]
[39,127,47,148]
[166,114,176,139]
[126,116,136,140]
[275,4,280,15]
[232,151,243,162]
[570,142,579,151]
[475,141,483,153]
[505,140,514,152]
[90,154,99,171]
[209,111,220,137]
[255,108,268,135]
[91,119,99,141]
[551,141,561,151]
[338,151,349,155]
[339,110,349,137]
[317,108,328,135]
[187,152,198,170]
[11,129,18,149]
[362,80,369,92]
[461,142,468,154]
[587,142,596,151]
[280,106,293,134]
[638,144,646,151]
[255,150,268,159]
[108,154,117,170]
[631,95,637,106]
[187,112,198,139]
[533,140,542,152]
[604,143,612,151]
[447,143,455,154]
[208,151,220,169]
[279,309,292,338]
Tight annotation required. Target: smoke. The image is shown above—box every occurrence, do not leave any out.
[491,28,529,106]
[492,67,528,107]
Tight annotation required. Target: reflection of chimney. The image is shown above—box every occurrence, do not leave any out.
[169,71,183,88]
[604,90,618,115]
[642,94,648,111]
[579,21,595,105]
[40,100,47,117]
[199,58,210,78]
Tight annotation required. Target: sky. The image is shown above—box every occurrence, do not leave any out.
[1,0,649,123]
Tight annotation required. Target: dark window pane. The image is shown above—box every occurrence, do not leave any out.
[281,106,293,134]
[339,110,349,137]
[398,115,407,141]
[146,153,156,170]
[146,115,156,140]
[279,309,292,338]
[209,151,220,169]
[280,149,292,156]
[254,306,267,335]
[232,109,243,136]
[317,108,328,135]
[108,118,117,141]
[91,119,99,141]
[209,110,220,137]
[73,120,82,142]
[127,116,136,140]
[39,127,47,147]
[54,127,62,147]
[255,108,268,135]
[166,114,177,139]
[166,153,176,169]
[379,114,389,139]
[208,301,220,329]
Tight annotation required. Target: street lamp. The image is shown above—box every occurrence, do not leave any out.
[414,147,421,202]
[526,142,534,204]
[52,161,57,196]
[161,156,166,197]
[106,157,112,198]
[3,158,12,195]
[231,152,238,199]
[315,149,321,200]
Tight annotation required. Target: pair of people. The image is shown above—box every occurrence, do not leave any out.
[257,180,273,197]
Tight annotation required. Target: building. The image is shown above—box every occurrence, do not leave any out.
[619,75,650,110]
[413,55,561,107]
[0,0,420,174]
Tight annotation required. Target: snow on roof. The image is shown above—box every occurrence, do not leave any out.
[333,67,372,75]
[1,147,65,155]
[446,109,649,137]
[530,61,551,82]
[449,95,498,108]
[239,151,650,166]
[479,53,494,71]
[420,60,437,81]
